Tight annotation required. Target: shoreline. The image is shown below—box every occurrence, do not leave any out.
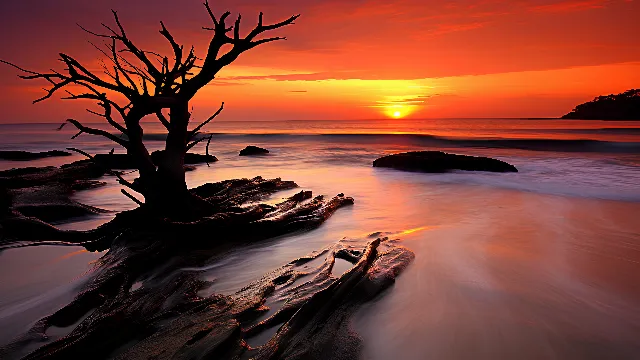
[2,180,639,357]
[1,140,640,358]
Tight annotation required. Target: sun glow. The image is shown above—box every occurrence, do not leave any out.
[385,104,411,119]
[376,92,430,119]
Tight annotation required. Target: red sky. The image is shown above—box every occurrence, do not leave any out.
[0,0,639,122]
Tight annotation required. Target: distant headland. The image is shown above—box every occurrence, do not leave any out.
[562,89,640,120]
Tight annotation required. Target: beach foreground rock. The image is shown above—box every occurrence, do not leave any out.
[0,166,398,360]
[373,151,518,173]
[0,231,412,360]
[0,150,71,161]
[240,145,270,156]
[0,162,108,225]
[62,151,218,170]
[151,150,218,165]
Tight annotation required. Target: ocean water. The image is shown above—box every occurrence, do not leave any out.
[1,119,640,358]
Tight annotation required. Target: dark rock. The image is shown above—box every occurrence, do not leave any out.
[0,162,109,223]
[373,151,518,173]
[64,153,136,170]
[0,166,58,178]
[0,232,410,360]
[0,186,11,216]
[64,152,218,171]
[16,203,105,222]
[71,180,108,191]
[93,153,136,169]
[184,152,217,164]
[1,162,105,189]
[9,179,108,222]
[239,146,270,156]
[0,150,71,161]
[151,150,218,165]
[90,153,136,169]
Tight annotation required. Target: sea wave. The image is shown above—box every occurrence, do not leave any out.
[141,132,640,154]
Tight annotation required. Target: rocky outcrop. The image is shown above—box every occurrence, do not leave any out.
[64,152,218,171]
[239,146,270,156]
[373,151,518,173]
[152,150,218,165]
[0,150,71,161]
[1,163,105,189]
[0,231,412,360]
[0,160,413,360]
[64,154,136,169]
[0,162,109,224]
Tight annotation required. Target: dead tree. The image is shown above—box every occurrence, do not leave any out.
[1,1,298,218]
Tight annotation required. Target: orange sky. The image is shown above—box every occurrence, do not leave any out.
[0,0,639,122]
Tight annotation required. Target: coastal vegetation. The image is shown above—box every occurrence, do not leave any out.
[562,89,640,120]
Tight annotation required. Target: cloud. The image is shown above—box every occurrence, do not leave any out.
[217,71,366,81]
[369,94,451,108]
[528,0,608,12]
[376,95,432,104]
[288,90,308,93]
[419,21,489,37]
[206,80,252,87]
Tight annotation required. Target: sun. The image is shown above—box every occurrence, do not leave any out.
[382,103,414,119]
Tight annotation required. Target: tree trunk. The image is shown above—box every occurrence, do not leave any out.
[148,101,194,216]
[124,111,157,192]
[121,103,209,219]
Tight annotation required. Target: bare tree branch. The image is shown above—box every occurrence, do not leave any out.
[62,119,129,148]
[203,0,220,27]
[205,134,213,167]
[186,135,208,151]
[159,22,183,78]
[250,36,287,48]
[121,189,144,206]
[246,13,299,41]
[66,147,138,192]
[2,5,299,209]
[155,111,170,130]
[189,102,224,139]
[180,7,298,99]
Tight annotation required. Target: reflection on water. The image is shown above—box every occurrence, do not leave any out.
[185,149,640,359]
[353,193,640,360]
[0,131,639,358]
[0,246,102,344]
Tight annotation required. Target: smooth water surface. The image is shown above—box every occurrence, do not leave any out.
[0,119,639,358]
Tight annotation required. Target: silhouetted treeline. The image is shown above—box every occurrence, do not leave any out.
[562,89,640,120]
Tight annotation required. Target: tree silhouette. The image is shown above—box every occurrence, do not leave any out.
[1,1,298,217]
[562,89,640,120]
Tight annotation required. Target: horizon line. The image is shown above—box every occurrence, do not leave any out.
[0,117,570,125]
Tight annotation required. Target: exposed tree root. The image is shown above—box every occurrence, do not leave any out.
[0,233,413,360]
[0,165,418,360]
[0,166,350,250]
